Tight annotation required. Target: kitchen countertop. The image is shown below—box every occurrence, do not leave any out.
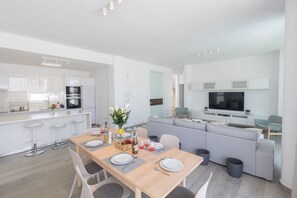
[0,110,90,125]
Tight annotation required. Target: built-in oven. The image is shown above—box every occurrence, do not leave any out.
[66,97,81,109]
[66,86,82,109]
[66,86,81,97]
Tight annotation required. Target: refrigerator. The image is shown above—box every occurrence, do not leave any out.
[81,85,96,124]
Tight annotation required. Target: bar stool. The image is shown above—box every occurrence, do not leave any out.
[72,119,84,135]
[25,123,45,157]
[52,123,68,149]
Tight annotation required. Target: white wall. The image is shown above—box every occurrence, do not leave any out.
[110,56,174,127]
[184,51,280,117]
[94,66,109,125]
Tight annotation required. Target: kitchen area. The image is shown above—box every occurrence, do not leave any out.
[0,71,97,157]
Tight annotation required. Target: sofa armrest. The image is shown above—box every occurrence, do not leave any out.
[255,139,275,181]
[268,123,282,132]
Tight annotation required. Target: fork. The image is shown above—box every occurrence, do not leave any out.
[155,156,165,164]
[154,167,170,176]
[122,156,137,169]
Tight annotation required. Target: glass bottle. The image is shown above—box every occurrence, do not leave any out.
[132,128,138,154]
[103,122,108,143]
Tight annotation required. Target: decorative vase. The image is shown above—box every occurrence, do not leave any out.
[118,124,124,138]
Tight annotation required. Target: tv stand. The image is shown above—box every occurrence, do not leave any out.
[192,110,266,126]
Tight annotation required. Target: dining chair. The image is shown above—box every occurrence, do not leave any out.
[160,134,180,149]
[68,148,107,198]
[136,127,148,138]
[166,172,213,198]
[75,165,132,198]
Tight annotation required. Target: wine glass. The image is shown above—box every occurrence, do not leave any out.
[148,142,155,151]
[144,138,151,149]
[138,140,145,150]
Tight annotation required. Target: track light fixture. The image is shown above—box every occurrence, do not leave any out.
[101,0,123,16]
[41,56,70,67]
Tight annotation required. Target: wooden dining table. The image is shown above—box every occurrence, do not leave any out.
[70,129,203,198]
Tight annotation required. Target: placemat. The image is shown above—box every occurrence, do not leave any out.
[104,153,145,174]
[152,146,170,155]
[80,141,110,151]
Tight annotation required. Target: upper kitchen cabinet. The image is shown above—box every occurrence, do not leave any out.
[65,76,81,86]
[40,75,64,93]
[0,72,9,89]
[9,74,27,91]
[27,74,41,92]
[80,77,94,86]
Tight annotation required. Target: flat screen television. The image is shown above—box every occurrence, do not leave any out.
[209,92,244,111]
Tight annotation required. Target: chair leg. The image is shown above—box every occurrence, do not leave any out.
[69,174,77,198]
[96,173,100,183]
[103,170,108,180]
[268,127,271,140]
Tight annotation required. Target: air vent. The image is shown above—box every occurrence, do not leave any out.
[232,81,247,89]
[203,82,215,89]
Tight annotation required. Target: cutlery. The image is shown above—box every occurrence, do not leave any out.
[154,167,170,176]
[155,157,165,164]
[122,156,137,169]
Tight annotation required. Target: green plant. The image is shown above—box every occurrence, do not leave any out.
[109,104,131,128]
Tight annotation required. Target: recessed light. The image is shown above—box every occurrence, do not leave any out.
[197,48,220,56]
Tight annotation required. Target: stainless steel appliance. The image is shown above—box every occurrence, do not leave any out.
[66,86,81,97]
[66,86,82,109]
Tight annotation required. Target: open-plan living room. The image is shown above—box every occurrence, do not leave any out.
[0,0,296,198]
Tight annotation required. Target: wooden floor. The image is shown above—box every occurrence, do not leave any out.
[0,136,290,198]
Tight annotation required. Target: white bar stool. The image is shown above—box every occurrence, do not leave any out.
[72,119,84,135]
[25,123,45,157]
[52,123,68,149]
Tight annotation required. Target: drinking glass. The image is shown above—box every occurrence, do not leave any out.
[144,139,151,149]
[138,140,145,150]
[148,142,155,151]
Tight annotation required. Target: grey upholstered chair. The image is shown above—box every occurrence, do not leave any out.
[166,172,212,198]
[175,107,191,118]
[68,148,107,198]
[75,165,132,198]
[254,115,282,139]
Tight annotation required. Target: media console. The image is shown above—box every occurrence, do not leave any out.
[191,110,267,126]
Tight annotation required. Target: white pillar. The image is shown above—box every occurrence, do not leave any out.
[280,0,297,190]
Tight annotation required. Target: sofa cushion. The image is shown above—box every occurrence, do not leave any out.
[174,119,206,130]
[149,117,174,125]
[206,123,258,141]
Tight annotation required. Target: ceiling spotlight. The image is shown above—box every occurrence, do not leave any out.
[102,7,107,15]
[117,0,123,3]
[109,1,115,10]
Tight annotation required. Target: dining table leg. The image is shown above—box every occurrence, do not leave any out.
[135,188,142,198]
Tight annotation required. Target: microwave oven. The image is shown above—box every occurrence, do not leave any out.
[66,86,81,96]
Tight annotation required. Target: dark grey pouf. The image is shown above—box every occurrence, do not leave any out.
[196,149,210,165]
[226,158,243,178]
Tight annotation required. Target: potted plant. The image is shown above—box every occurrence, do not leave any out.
[245,109,251,115]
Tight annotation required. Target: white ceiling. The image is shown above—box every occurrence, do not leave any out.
[0,0,285,70]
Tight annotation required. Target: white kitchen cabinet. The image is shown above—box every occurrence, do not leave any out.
[26,74,41,92]
[40,75,64,92]
[65,76,81,86]
[0,73,9,89]
[81,77,95,86]
[82,107,96,125]
[9,74,27,91]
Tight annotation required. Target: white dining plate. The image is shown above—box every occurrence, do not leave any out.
[111,153,133,165]
[154,142,164,150]
[160,159,184,172]
[85,140,103,147]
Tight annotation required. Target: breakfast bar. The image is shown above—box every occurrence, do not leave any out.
[0,111,91,157]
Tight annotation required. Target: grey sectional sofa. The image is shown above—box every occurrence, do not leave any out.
[147,117,275,181]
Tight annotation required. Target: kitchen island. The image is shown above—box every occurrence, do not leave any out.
[0,110,91,157]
